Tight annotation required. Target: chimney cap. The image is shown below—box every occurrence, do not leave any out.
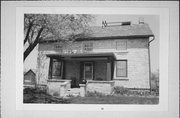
[139,17,144,24]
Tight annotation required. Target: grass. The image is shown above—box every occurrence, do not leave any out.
[23,88,159,104]
[69,96,159,104]
[23,88,71,104]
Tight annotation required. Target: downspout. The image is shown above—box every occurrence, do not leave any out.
[148,36,155,92]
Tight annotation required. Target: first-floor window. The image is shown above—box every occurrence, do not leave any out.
[116,60,127,77]
[49,58,63,79]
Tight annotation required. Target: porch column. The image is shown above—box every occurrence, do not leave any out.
[107,58,111,81]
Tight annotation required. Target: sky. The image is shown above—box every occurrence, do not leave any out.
[24,15,159,73]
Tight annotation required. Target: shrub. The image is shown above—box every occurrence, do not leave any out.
[36,85,47,93]
[112,86,129,95]
[24,88,36,94]
[126,90,151,96]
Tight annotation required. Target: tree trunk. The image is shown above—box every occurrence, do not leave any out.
[24,28,43,61]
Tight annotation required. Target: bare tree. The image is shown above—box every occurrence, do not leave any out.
[24,14,94,61]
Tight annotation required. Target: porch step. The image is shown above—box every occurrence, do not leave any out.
[65,88,81,97]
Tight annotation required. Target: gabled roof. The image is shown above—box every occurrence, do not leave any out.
[24,69,36,76]
[93,24,153,37]
[40,23,154,43]
[76,23,154,41]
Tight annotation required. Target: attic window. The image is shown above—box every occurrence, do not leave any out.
[116,40,127,50]
[83,42,93,52]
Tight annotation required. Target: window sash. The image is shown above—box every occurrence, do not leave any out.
[49,58,63,79]
[116,60,127,77]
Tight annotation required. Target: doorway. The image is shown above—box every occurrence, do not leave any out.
[83,62,94,80]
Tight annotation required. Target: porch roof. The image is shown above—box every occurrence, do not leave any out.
[46,52,116,59]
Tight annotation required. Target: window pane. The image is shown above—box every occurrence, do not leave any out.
[117,61,126,69]
[117,69,127,77]
[116,60,127,77]
[84,63,93,80]
[52,59,62,77]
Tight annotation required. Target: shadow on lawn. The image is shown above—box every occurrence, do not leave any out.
[23,88,71,104]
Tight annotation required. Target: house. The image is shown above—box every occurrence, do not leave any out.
[36,21,154,96]
[24,69,36,88]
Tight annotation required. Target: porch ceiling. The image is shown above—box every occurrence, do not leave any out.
[46,52,116,60]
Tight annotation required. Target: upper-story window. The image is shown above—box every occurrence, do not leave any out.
[116,40,127,50]
[83,42,93,52]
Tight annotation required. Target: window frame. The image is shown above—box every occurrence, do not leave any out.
[83,42,93,52]
[49,58,64,79]
[116,60,128,77]
[83,62,94,80]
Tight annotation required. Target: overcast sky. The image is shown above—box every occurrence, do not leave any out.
[24,15,159,73]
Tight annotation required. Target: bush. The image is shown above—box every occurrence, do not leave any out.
[24,88,36,94]
[151,88,159,96]
[112,86,157,97]
[126,90,151,96]
[36,85,47,93]
[112,86,128,95]
[23,87,71,103]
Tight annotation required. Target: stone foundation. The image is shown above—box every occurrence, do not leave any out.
[86,80,115,95]
[47,79,71,97]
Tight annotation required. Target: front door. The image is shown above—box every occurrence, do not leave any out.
[84,62,93,80]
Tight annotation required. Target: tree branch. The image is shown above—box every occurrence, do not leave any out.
[24,22,34,45]
[24,27,44,61]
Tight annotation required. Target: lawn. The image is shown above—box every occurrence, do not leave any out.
[23,88,159,104]
[24,92,158,104]
[69,96,159,104]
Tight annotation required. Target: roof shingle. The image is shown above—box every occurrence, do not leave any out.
[89,23,153,38]
[40,23,154,43]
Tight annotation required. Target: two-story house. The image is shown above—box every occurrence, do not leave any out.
[36,21,154,95]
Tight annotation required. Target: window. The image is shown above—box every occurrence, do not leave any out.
[83,42,93,52]
[116,40,127,50]
[54,44,63,52]
[116,60,127,77]
[49,58,63,79]
[84,62,93,80]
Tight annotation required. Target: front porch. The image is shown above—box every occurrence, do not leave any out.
[46,52,116,97]
[47,52,115,87]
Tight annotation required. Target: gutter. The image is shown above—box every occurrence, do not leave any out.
[39,35,154,43]
[148,35,155,92]
[148,36,155,44]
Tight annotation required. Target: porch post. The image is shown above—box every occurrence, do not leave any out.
[107,58,111,81]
